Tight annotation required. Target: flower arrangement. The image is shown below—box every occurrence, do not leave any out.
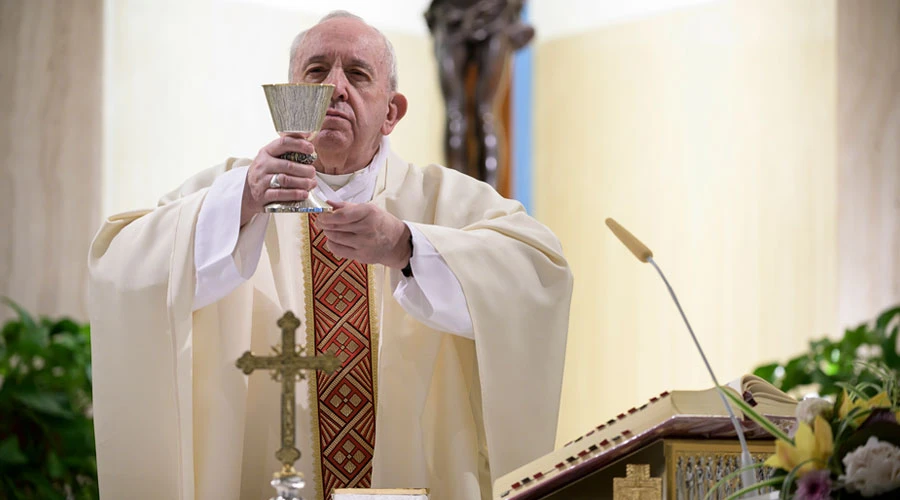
[710,363,900,500]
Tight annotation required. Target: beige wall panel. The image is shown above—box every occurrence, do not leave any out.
[0,0,103,322]
[837,0,900,328]
[534,0,839,444]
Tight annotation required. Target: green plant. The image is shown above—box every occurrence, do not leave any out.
[0,298,98,500]
[753,306,900,398]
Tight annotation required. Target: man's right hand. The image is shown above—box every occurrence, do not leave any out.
[241,135,318,226]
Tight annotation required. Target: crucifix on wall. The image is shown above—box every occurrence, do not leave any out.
[425,0,534,196]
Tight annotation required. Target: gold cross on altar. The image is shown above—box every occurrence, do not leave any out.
[236,311,341,474]
[613,464,662,500]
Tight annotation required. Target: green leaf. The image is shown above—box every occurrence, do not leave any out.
[13,391,73,418]
[1,320,20,345]
[49,318,81,335]
[723,477,785,500]
[720,387,792,442]
[852,381,884,397]
[834,407,875,443]
[47,451,65,479]
[812,367,838,391]
[753,362,780,383]
[1,297,38,333]
[875,306,900,331]
[883,327,900,367]
[781,356,813,392]
[20,470,65,499]
[809,337,832,350]
[21,323,50,351]
[51,332,78,350]
[0,436,28,465]
[842,325,868,350]
[836,381,875,401]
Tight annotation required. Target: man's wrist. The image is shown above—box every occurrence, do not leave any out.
[401,232,414,277]
[396,224,413,275]
[239,182,257,227]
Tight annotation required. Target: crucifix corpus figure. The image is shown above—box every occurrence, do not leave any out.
[236,311,341,499]
[425,0,534,189]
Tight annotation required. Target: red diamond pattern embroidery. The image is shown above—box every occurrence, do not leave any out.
[308,214,376,496]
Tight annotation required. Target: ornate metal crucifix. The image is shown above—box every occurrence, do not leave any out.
[236,311,341,476]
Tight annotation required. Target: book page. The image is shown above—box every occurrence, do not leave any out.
[332,488,429,500]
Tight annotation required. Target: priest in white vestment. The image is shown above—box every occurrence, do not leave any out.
[88,10,573,500]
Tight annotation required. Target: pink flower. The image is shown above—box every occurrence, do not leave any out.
[795,470,832,500]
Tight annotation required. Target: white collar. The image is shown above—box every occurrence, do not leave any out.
[313,136,390,204]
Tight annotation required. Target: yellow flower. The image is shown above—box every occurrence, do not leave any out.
[764,415,833,476]
[838,391,894,427]
[865,391,891,409]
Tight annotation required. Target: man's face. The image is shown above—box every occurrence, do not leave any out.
[290,18,395,159]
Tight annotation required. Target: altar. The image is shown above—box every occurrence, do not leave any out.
[492,375,796,500]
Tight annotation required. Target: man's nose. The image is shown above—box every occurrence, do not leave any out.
[324,69,349,102]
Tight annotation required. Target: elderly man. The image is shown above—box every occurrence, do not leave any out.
[89,11,572,500]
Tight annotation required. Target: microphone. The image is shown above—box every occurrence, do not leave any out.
[605,218,757,492]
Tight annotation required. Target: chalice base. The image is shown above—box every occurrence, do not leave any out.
[264,197,333,213]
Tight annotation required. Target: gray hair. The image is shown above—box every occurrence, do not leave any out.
[288,10,399,91]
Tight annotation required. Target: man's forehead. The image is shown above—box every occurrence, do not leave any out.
[292,21,391,85]
[299,19,384,58]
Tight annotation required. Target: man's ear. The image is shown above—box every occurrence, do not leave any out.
[381,92,408,135]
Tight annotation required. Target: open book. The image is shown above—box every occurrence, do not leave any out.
[333,488,429,500]
[493,375,797,500]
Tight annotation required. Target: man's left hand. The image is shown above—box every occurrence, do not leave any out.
[316,202,412,270]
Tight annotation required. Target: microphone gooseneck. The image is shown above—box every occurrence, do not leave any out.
[605,218,758,492]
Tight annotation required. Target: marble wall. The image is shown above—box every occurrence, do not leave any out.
[0,0,103,322]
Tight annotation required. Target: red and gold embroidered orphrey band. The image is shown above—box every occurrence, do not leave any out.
[302,214,379,500]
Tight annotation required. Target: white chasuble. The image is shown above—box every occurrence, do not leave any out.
[88,151,573,500]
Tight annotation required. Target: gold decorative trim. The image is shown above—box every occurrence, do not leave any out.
[368,265,380,413]
[300,213,325,500]
[663,439,775,499]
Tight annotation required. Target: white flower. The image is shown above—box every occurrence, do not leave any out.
[32,356,45,370]
[840,436,900,496]
[855,344,883,361]
[8,354,20,369]
[52,367,64,377]
[796,397,833,425]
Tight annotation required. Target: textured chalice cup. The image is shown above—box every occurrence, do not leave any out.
[263,83,335,213]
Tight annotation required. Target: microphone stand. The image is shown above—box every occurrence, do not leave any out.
[605,218,758,494]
